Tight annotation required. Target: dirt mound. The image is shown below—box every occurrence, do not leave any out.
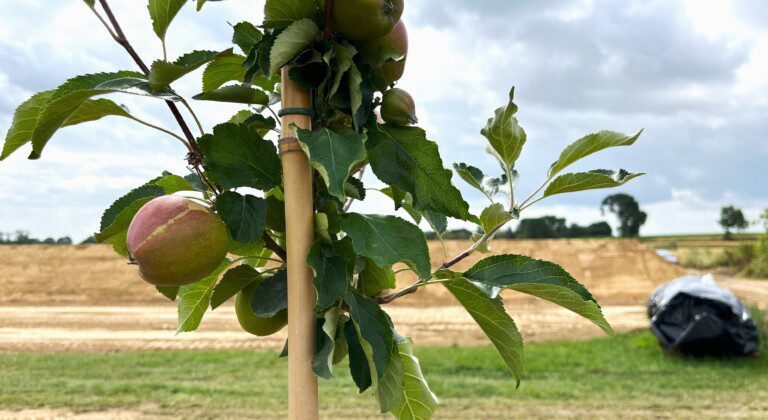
[399,238,686,306]
[0,239,684,305]
[0,245,166,304]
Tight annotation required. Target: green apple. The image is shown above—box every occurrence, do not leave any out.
[380,87,417,125]
[320,0,404,41]
[235,280,288,337]
[359,20,408,90]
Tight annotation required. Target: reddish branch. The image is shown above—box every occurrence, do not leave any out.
[376,224,505,304]
[98,0,199,156]
[93,0,287,262]
[322,0,335,39]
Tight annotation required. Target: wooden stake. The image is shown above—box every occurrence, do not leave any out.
[279,66,318,420]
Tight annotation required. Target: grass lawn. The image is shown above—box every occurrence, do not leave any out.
[2,332,767,418]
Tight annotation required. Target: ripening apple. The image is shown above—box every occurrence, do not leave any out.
[359,20,408,90]
[235,280,288,336]
[319,0,404,42]
[126,195,230,287]
[380,87,418,125]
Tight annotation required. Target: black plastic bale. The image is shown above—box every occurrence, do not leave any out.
[647,274,760,357]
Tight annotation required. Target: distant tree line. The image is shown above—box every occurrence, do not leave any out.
[424,216,613,240]
[0,230,73,245]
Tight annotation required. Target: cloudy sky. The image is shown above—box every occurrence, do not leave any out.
[1,0,766,241]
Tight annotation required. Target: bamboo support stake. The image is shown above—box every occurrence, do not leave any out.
[279,66,318,420]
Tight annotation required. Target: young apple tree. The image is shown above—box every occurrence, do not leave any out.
[1,1,644,418]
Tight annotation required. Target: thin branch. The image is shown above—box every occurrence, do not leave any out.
[87,6,119,42]
[264,104,282,125]
[233,255,285,265]
[519,176,552,209]
[128,116,190,148]
[180,98,205,136]
[377,278,454,304]
[322,0,335,39]
[505,165,515,211]
[377,223,507,304]
[97,0,200,157]
[262,232,287,262]
[519,196,546,212]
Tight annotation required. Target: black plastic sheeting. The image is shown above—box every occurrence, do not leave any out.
[647,274,760,357]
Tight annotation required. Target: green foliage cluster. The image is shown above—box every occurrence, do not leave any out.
[0,231,72,245]
[601,193,647,237]
[0,1,645,417]
[719,205,750,240]
[513,216,612,239]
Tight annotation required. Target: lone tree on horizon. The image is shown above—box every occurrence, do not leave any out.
[601,193,647,237]
[719,205,749,240]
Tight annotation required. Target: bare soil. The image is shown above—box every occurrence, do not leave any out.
[0,240,764,354]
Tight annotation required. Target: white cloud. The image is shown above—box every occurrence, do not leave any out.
[1,1,767,241]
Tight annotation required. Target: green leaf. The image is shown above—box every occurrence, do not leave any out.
[228,239,266,258]
[156,286,179,301]
[360,258,396,297]
[95,172,196,238]
[463,255,612,334]
[148,0,187,42]
[453,163,485,194]
[548,130,643,178]
[198,122,282,190]
[367,124,473,221]
[340,213,431,280]
[149,49,234,91]
[251,270,287,317]
[345,289,395,381]
[379,187,422,224]
[1,91,54,160]
[98,183,163,233]
[60,98,132,126]
[344,318,372,392]
[216,191,267,244]
[452,162,509,201]
[232,21,262,54]
[479,203,513,234]
[345,176,366,201]
[383,336,439,420]
[193,84,269,105]
[348,63,364,130]
[295,127,367,202]
[82,0,96,8]
[313,308,340,379]
[480,87,526,167]
[308,241,351,311]
[244,30,279,79]
[269,19,320,74]
[210,264,259,309]
[202,55,246,91]
[376,335,405,413]
[154,172,197,193]
[329,41,356,99]
[94,197,154,247]
[1,94,133,160]
[444,278,524,384]
[177,259,232,333]
[196,0,224,11]
[93,77,182,101]
[264,195,286,233]
[26,71,181,159]
[264,0,318,28]
[543,169,645,198]
[424,211,448,236]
